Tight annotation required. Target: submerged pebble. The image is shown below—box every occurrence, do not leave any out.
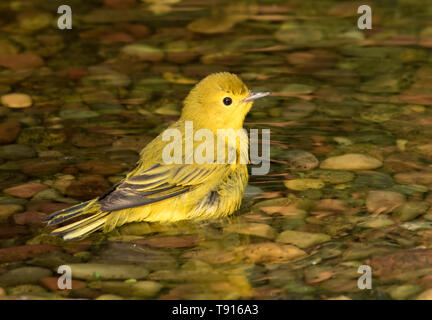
[3,182,48,198]
[320,154,383,170]
[365,190,406,213]
[0,267,52,287]
[1,93,32,108]
[284,179,324,191]
[67,263,149,280]
[277,230,331,249]
[89,280,162,298]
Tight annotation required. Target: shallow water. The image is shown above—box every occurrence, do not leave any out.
[1,0,432,300]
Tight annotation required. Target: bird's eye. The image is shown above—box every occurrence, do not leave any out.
[223,97,232,106]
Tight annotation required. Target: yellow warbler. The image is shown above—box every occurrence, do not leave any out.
[43,72,269,240]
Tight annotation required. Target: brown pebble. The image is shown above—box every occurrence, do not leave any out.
[124,24,150,39]
[3,182,48,198]
[100,32,134,44]
[0,120,21,144]
[0,226,28,239]
[13,211,47,226]
[0,52,44,70]
[76,160,126,175]
[66,175,110,200]
[27,201,72,214]
[0,244,60,263]
[20,159,66,177]
[132,235,202,248]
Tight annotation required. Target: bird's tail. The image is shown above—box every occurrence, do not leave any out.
[42,199,110,241]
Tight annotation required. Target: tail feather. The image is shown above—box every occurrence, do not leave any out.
[42,200,96,225]
[43,199,111,240]
[51,211,110,241]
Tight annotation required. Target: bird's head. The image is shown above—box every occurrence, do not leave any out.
[180,72,269,131]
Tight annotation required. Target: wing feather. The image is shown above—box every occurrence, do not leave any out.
[98,162,226,212]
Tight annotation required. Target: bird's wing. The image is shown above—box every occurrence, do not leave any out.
[97,163,226,212]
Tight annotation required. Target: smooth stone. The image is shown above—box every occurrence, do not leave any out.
[32,188,63,201]
[182,249,236,265]
[68,263,149,280]
[0,144,36,160]
[360,104,403,122]
[394,172,432,186]
[320,153,382,170]
[416,289,432,300]
[52,174,75,194]
[306,170,355,184]
[17,127,66,147]
[387,285,423,300]
[353,172,394,190]
[133,234,201,248]
[76,160,125,175]
[7,284,47,296]
[277,230,331,249]
[0,244,60,262]
[224,223,277,240]
[358,216,395,229]
[393,201,429,221]
[59,109,99,119]
[121,44,164,61]
[360,76,401,94]
[154,104,181,116]
[284,281,317,294]
[0,267,52,287]
[243,184,263,199]
[18,12,53,31]
[284,179,324,191]
[400,221,432,231]
[96,294,124,300]
[252,197,313,218]
[82,67,131,87]
[3,182,48,198]
[89,280,162,298]
[13,211,47,226]
[281,101,316,119]
[320,277,362,293]
[1,93,32,108]
[0,120,21,144]
[20,159,66,178]
[187,17,235,34]
[243,242,307,264]
[0,39,18,55]
[282,149,319,171]
[0,53,44,70]
[65,175,110,200]
[366,190,406,213]
[96,242,177,271]
[0,204,23,222]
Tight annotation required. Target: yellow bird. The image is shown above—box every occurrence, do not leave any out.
[43,72,270,240]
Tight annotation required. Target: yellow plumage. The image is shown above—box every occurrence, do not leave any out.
[43,72,269,240]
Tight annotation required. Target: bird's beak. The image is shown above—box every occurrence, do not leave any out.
[243,91,271,102]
